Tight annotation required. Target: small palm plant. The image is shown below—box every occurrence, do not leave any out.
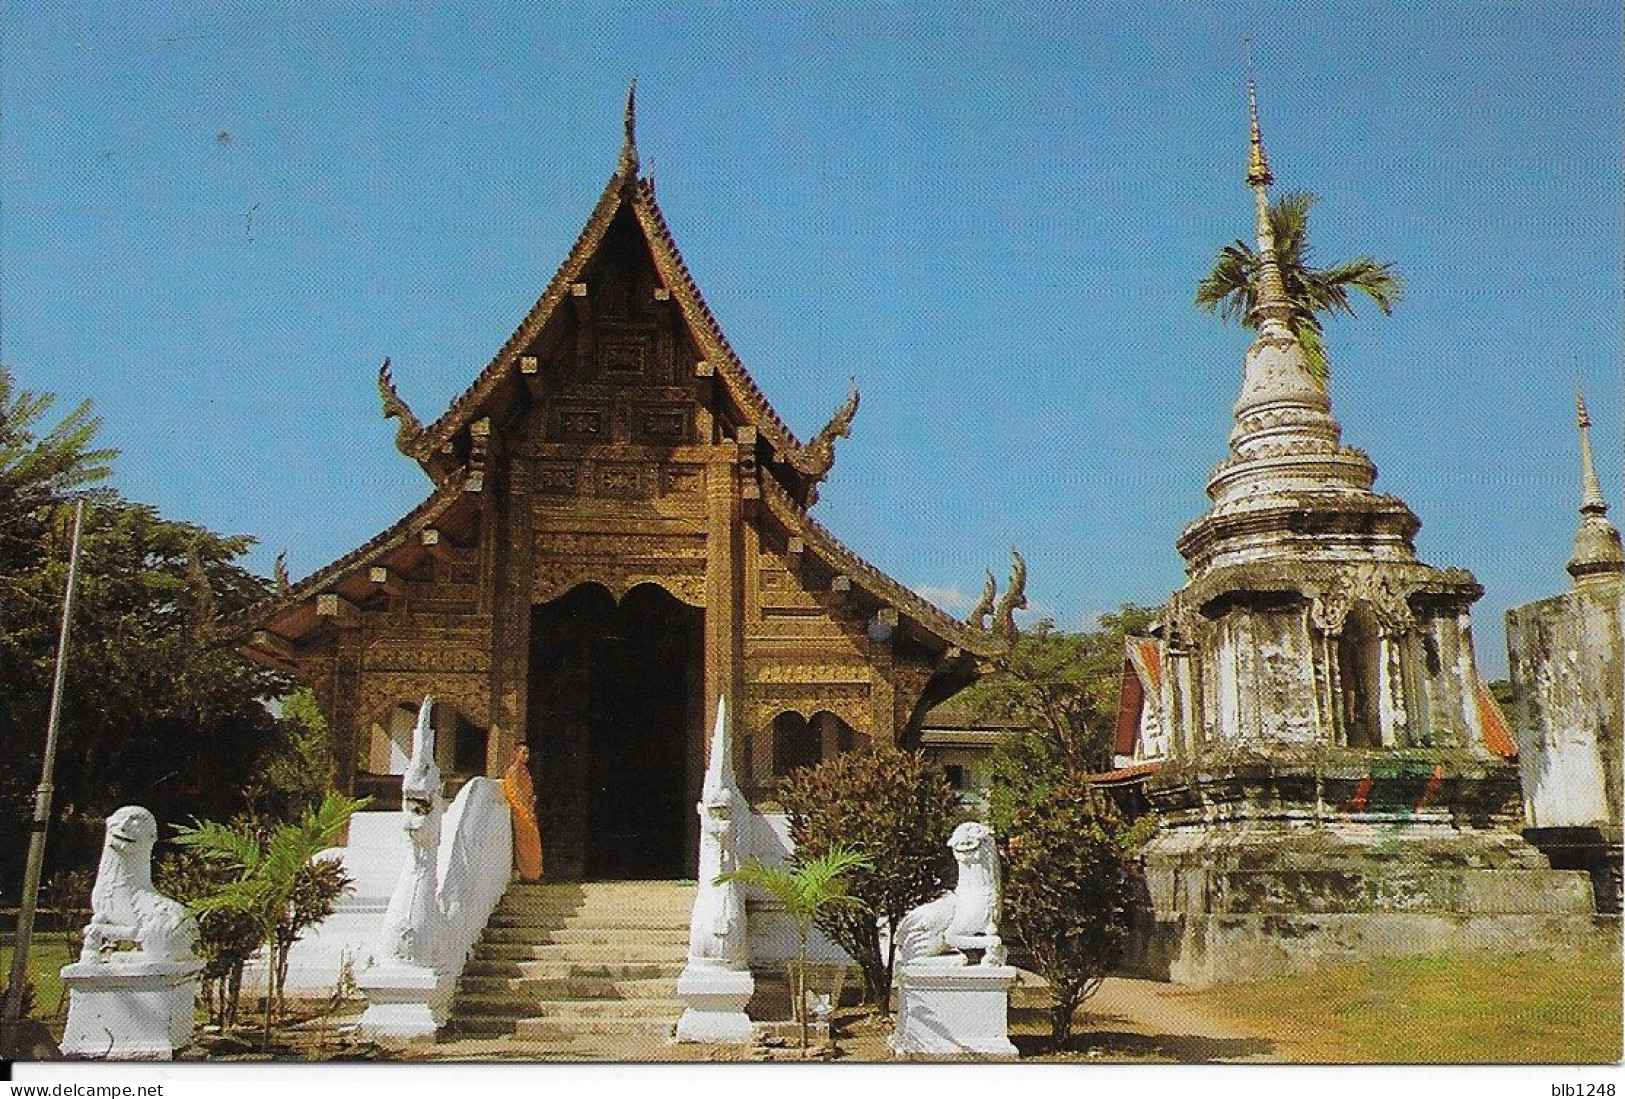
[716,845,871,1051]
[172,792,367,1049]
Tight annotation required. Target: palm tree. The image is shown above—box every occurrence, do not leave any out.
[1195,190,1404,386]
[716,846,870,1051]
[0,368,116,525]
[174,792,368,1048]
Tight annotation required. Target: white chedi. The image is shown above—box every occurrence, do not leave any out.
[894,821,1006,966]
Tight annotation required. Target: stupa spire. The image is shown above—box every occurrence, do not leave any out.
[1246,77,1292,331]
[617,77,640,179]
[1178,67,1416,577]
[1568,388,1624,586]
[1577,390,1608,516]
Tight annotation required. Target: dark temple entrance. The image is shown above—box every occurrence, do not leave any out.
[527,583,704,881]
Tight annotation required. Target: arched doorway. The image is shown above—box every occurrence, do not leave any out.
[527,583,704,880]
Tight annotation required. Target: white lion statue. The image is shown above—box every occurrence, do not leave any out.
[80,806,198,966]
[893,821,1006,967]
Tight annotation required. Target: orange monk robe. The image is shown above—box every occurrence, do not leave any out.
[501,746,544,882]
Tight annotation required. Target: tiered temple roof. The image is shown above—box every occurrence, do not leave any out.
[222,87,1002,670]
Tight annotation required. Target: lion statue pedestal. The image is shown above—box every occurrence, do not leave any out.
[60,807,202,1060]
[889,822,1018,1059]
[890,959,1019,1059]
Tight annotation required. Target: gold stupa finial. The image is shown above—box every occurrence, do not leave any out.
[1244,50,1291,328]
[617,76,640,179]
[1245,40,1272,189]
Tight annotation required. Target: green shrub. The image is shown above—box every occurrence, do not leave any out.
[1001,776,1154,1046]
[156,847,262,1030]
[779,747,958,1009]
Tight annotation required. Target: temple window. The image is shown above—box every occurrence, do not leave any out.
[772,712,821,776]
[1422,632,1443,677]
[365,702,420,776]
[453,712,489,774]
[812,711,866,760]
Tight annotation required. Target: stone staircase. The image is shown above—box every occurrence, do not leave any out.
[445,881,695,1053]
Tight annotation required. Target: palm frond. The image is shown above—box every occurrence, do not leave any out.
[1196,189,1402,385]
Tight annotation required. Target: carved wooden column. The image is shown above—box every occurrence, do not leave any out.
[488,455,534,775]
[328,625,365,798]
[704,447,743,742]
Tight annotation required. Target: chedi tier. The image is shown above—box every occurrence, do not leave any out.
[1123,83,1596,986]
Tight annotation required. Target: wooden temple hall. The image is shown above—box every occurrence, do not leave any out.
[224,90,1017,881]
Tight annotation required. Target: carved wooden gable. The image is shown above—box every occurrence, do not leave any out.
[520,205,703,459]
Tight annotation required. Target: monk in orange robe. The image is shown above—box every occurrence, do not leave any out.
[501,745,544,882]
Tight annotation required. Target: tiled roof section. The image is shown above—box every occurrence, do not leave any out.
[1114,656,1144,756]
[412,160,806,467]
[1087,760,1164,786]
[1475,681,1518,759]
[757,473,1003,658]
[215,477,469,638]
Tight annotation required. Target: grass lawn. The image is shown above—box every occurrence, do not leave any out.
[1,932,74,1032]
[1187,944,1623,1063]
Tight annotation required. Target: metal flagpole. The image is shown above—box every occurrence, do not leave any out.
[3,496,88,1045]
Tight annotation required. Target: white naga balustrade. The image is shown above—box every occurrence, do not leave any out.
[675,698,756,1043]
[357,696,512,1039]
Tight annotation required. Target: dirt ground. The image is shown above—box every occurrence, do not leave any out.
[375,973,1292,1064]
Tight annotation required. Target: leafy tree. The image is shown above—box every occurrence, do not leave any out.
[1194,190,1404,386]
[247,688,337,821]
[0,366,116,568]
[1,489,288,894]
[716,846,869,1051]
[778,748,958,1010]
[1001,777,1154,1047]
[271,855,350,1019]
[171,793,366,1047]
[960,605,1157,830]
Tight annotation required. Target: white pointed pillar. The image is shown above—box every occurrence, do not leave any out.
[675,698,757,1043]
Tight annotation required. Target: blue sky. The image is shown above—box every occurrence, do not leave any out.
[4,2,1619,678]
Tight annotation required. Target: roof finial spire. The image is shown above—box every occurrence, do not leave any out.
[1568,387,1624,585]
[618,76,640,179]
[1245,39,1272,189]
[1577,389,1608,516]
[1244,48,1291,330]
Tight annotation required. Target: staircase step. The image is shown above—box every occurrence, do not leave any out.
[479,925,686,945]
[487,911,691,930]
[514,1017,674,1042]
[448,880,691,1052]
[461,959,684,981]
[454,996,677,1021]
[457,975,678,1000]
[495,896,694,916]
[475,942,688,963]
